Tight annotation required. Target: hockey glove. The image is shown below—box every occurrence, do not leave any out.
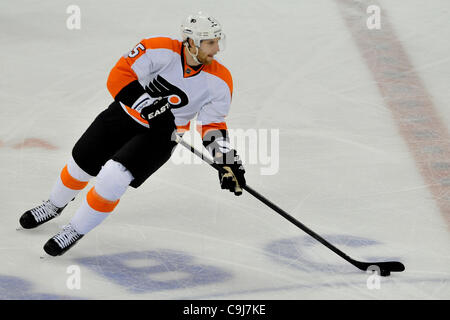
[215,149,246,196]
[139,97,175,134]
[202,129,246,196]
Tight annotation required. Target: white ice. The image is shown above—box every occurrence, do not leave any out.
[0,0,449,299]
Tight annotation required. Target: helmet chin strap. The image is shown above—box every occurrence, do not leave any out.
[184,42,201,65]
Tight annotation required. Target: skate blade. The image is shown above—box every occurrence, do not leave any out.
[40,253,57,260]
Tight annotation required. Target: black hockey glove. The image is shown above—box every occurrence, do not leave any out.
[140,97,176,134]
[215,149,246,196]
[202,129,246,196]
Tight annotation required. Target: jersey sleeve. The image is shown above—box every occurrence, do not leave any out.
[106,40,149,107]
[106,37,181,108]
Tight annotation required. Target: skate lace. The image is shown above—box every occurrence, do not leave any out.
[53,224,82,248]
[30,200,60,222]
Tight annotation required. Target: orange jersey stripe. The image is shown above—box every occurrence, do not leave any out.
[122,104,149,125]
[107,57,140,98]
[107,39,149,98]
[122,103,188,133]
[203,60,233,97]
[60,165,89,190]
[176,121,191,134]
[86,187,120,213]
[197,122,228,138]
[142,37,182,54]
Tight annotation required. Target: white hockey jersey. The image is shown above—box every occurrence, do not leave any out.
[107,36,233,138]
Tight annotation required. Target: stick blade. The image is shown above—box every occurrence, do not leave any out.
[354,260,405,275]
[375,261,405,272]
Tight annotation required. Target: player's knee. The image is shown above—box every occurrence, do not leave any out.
[95,160,134,200]
[67,156,94,182]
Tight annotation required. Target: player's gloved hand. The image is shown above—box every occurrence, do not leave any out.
[140,97,174,125]
[215,149,246,196]
[139,97,175,135]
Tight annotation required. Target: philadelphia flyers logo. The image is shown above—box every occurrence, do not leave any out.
[144,75,188,109]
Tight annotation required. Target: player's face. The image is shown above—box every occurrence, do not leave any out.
[197,38,220,65]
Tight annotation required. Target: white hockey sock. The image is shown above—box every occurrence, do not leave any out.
[70,160,133,235]
[49,157,93,208]
[70,195,112,234]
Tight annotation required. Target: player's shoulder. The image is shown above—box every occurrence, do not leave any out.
[203,59,233,96]
[141,36,182,54]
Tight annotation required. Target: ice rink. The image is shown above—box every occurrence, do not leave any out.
[1,0,449,300]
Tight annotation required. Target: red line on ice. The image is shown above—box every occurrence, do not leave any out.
[337,0,450,227]
[11,138,58,150]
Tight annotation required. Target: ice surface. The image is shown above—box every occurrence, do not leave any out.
[0,0,449,299]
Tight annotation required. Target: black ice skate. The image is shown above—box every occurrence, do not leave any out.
[43,223,84,256]
[19,200,66,229]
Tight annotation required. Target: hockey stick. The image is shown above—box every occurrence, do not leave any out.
[174,134,405,276]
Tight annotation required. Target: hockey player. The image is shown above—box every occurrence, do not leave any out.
[19,12,246,256]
